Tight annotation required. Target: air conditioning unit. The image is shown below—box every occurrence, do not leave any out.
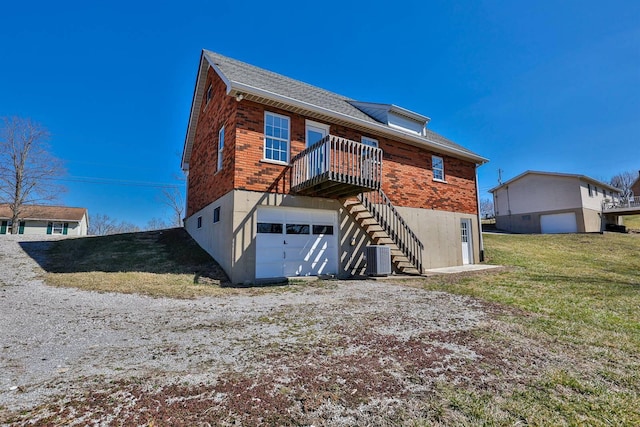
[365,245,392,276]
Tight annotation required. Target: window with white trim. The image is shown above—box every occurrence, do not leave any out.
[264,112,290,163]
[52,222,64,234]
[213,206,220,223]
[588,184,593,197]
[217,126,224,171]
[432,155,445,181]
[361,136,378,147]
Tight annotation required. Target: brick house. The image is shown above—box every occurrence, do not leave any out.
[631,171,640,197]
[181,50,487,284]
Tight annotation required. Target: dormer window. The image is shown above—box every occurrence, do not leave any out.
[349,102,430,136]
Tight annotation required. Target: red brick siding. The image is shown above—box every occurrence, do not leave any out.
[189,90,478,215]
[187,68,237,216]
[234,102,305,193]
[632,177,640,197]
[331,126,478,214]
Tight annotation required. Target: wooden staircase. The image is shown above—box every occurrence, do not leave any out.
[343,190,424,275]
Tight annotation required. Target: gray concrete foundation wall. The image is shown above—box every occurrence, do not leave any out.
[396,207,480,268]
[186,190,479,283]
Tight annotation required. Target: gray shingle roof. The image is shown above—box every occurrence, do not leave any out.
[204,50,378,124]
[182,50,486,167]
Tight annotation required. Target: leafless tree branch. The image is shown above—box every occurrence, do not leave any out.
[0,117,66,232]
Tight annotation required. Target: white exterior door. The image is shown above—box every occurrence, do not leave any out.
[461,219,472,265]
[256,207,338,279]
[540,212,577,234]
[305,120,330,177]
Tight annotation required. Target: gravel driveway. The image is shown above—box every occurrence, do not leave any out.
[0,235,489,425]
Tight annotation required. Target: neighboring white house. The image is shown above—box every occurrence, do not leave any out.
[489,171,622,234]
[0,205,89,236]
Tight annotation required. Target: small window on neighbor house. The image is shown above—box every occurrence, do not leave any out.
[197,216,202,228]
[52,222,64,234]
[588,184,593,197]
[206,85,212,104]
[522,215,531,221]
[594,186,598,196]
[217,126,225,171]
[213,207,220,223]
[432,155,445,181]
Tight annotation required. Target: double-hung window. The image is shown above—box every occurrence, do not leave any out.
[432,155,445,181]
[264,112,290,163]
[361,136,378,148]
[217,126,225,171]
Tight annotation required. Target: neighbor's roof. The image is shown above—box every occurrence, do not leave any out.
[182,50,487,169]
[0,204,88,222]
[488,171,621,193]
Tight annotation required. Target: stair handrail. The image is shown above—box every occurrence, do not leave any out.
[358,189,424,273]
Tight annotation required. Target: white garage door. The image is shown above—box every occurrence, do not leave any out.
[540,212,578,234]
[256,207,338,279]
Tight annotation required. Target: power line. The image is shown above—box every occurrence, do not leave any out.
[42,175,183,189]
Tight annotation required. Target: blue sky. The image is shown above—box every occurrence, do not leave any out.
[1,0,638,226]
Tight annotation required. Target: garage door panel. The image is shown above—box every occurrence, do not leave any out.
[540,212,577,234]
[256,207,338,279]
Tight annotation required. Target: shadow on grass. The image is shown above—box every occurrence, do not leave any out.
[19,228,231,285]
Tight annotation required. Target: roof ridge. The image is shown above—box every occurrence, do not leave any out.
[204,50,358,102]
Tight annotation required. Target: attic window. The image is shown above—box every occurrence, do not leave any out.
[206,85,213,104]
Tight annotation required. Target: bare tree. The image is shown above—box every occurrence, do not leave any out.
[0,117,66,233]
[610,171,635,201]
[161,187,185,227]
[89,213,140,235]
[480,198,494,219]
[146,217,169,231]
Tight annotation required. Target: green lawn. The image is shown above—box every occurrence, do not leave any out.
[418,232,640,425]
[624,214,640,230]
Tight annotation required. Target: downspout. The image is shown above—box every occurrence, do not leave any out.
[475,164,485,262]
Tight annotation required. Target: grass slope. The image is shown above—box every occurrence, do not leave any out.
[624,214,640,230]
[417,232,640,425]
[45,228,234,298]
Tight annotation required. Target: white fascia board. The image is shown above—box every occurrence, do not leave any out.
[182,53,238,171]
[181,55,208,170]
[231,81,488,164]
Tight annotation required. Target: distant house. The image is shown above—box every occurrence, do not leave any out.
[489,171,622,234]
[631,171,640,197]
[181,50,488,284]
[0,205,89,236]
